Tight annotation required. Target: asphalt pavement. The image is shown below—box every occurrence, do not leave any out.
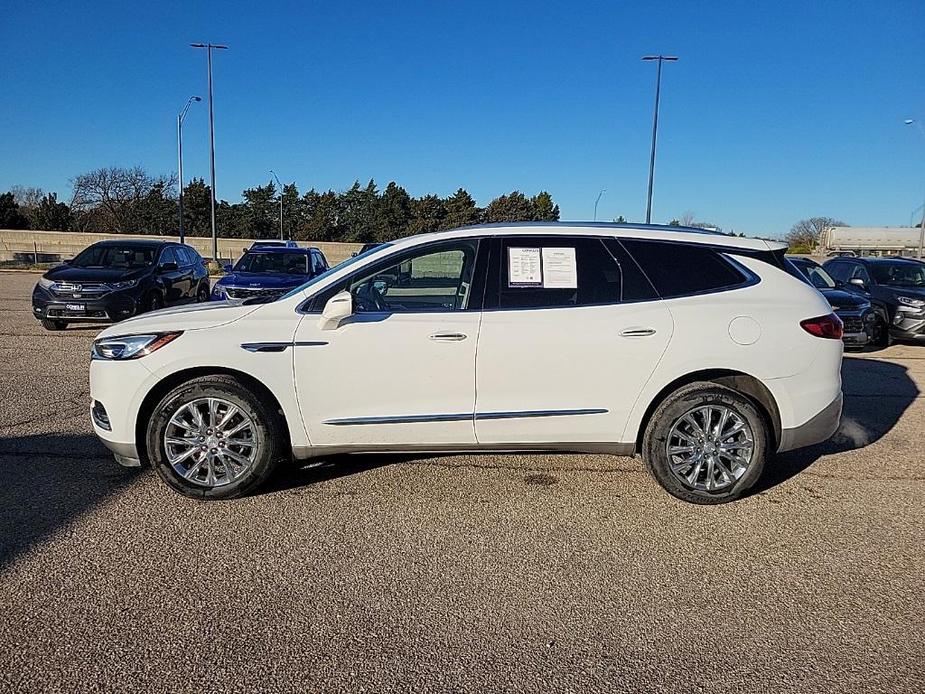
[0,271,922,693]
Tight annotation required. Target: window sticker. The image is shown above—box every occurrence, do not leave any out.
[508,247,542,286]
[541,247,578,289]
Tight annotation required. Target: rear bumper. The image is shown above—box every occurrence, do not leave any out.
[777,392,843,452]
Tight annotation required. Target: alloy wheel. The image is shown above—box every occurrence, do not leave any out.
[163,397,259,487]
[665,405,754,492]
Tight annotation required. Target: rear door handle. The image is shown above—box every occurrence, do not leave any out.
[620,327,657,337]
[429,332,467,342]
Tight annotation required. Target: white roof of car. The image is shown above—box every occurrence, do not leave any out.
[387,222,787,252]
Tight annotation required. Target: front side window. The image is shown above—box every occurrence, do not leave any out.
[159,247,178,266]
[346,241,478,312]
[620,240,748,299]
[824,262,851,282]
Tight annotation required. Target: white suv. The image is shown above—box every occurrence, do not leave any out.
[89,223,843,504]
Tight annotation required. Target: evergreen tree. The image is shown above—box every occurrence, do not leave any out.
[484,191,534,223]
[33,192,71,231]
[0,192,29,229]
[378,182,411,241]
[442,188,481,229]
[531,191,559,221]
[407,194,446,236]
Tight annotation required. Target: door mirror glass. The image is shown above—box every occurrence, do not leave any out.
[319,290,353,329]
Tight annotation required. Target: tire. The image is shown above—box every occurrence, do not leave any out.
[876,318,893,349]
[146,375,284,499]
[41,318,68,331]
[642,382,769,505]
[196,283,210,303]
[145,291,164,313]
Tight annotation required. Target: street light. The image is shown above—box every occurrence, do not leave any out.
[642,54,678,224]
[269,170,284,240]
[177,95,201,244]
[593,189,606,221]
[191,42,228,261]
[904,118,925,259]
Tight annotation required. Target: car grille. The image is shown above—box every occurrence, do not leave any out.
[225,286,284,300]
[840,316,864,334]
[47,307,109,319]
[50,282,111,299]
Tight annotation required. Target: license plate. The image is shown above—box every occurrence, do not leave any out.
[65,303,85,312]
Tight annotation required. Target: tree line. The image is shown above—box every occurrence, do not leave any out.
[0,166,560,243]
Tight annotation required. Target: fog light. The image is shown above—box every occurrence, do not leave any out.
[91,400,111,431]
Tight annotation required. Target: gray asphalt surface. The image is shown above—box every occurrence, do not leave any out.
[0,270,922,693]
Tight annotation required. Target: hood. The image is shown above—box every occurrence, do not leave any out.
[217,271,308,289]
[97,301,262,338]
[819,288,868,310]
[887,286,925,300]
[43,265,148,284]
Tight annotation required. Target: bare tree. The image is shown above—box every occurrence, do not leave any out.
[70,166,175,232]
[786,217,847,251]
[679,210,696,227]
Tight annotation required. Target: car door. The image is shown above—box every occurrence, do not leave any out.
[156,247,185,304]
[293,238,486,448]
[474,235,673,447]
[175,246,198,299]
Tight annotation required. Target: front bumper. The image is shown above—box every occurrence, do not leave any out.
[778,392,843,452]
[32,286,139,323]
[889,305,925,340]
[837,309,877,346]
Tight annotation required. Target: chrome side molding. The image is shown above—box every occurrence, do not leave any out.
[323,408,608,426]
[241,341,328,353]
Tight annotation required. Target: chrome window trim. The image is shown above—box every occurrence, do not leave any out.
[323,408,608,426]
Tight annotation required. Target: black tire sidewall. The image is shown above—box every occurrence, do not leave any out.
[147,291,163,312]
[146,376,282,499]
[196,283,210,302]
[643,383,768,505]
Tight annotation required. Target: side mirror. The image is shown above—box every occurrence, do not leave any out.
[849,278,867,289]
[319,290,353,330]
[160,261,179,272]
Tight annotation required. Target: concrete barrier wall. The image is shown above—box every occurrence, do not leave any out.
[0,229,363,266]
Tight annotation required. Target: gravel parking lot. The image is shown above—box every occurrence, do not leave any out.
[0,270,922,693]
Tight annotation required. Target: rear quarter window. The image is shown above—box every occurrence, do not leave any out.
[620,239,749,299]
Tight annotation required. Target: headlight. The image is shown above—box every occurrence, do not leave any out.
[211,285,227,299]
[108,279,138,290]
[37,277,56,291]
[91,332,182,360]
[897,296,925,308]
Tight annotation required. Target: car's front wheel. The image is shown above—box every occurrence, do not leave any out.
[642,383,768,504]
[146,375,284,499]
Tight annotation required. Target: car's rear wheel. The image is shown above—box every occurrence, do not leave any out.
[41,318,68,331]
[146,375,284,499]
[642,383,768,504]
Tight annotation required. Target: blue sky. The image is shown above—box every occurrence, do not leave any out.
[1,0,923,238]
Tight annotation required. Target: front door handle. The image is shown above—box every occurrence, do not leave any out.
[620,327,657,337]
[429,332,467,342]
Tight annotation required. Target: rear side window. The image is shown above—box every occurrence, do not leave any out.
[620,240,749,299]
[493,236,653,309]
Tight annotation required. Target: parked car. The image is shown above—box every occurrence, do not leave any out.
[211,246,329,302]
[33,240,210,330]
[823,256,925,344]
[89,223,843,505]
[248,240,300,250]
[788,257,886,348]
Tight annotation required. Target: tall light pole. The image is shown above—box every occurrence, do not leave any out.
[593,189,606,221]
[269,170,284,240]
[176,95,201,244]
[191,42,228,260]
[642,54,678,224]
[904,119,925,259]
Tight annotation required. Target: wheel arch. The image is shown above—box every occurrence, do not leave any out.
[134,366,292,465]
[634,369,781,454]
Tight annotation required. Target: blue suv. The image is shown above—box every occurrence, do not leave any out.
[212,246,329,302]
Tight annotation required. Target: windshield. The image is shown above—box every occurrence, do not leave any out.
[71,245,157,269]
[869,261,925,287]
[795,261,836,289]
[235,252,309,275]
[277,242,393,301]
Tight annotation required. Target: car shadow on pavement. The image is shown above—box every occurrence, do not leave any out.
[751,355,919,494]
[0,433,141,570]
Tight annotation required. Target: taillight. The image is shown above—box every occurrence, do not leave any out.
[800,313,844,340]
